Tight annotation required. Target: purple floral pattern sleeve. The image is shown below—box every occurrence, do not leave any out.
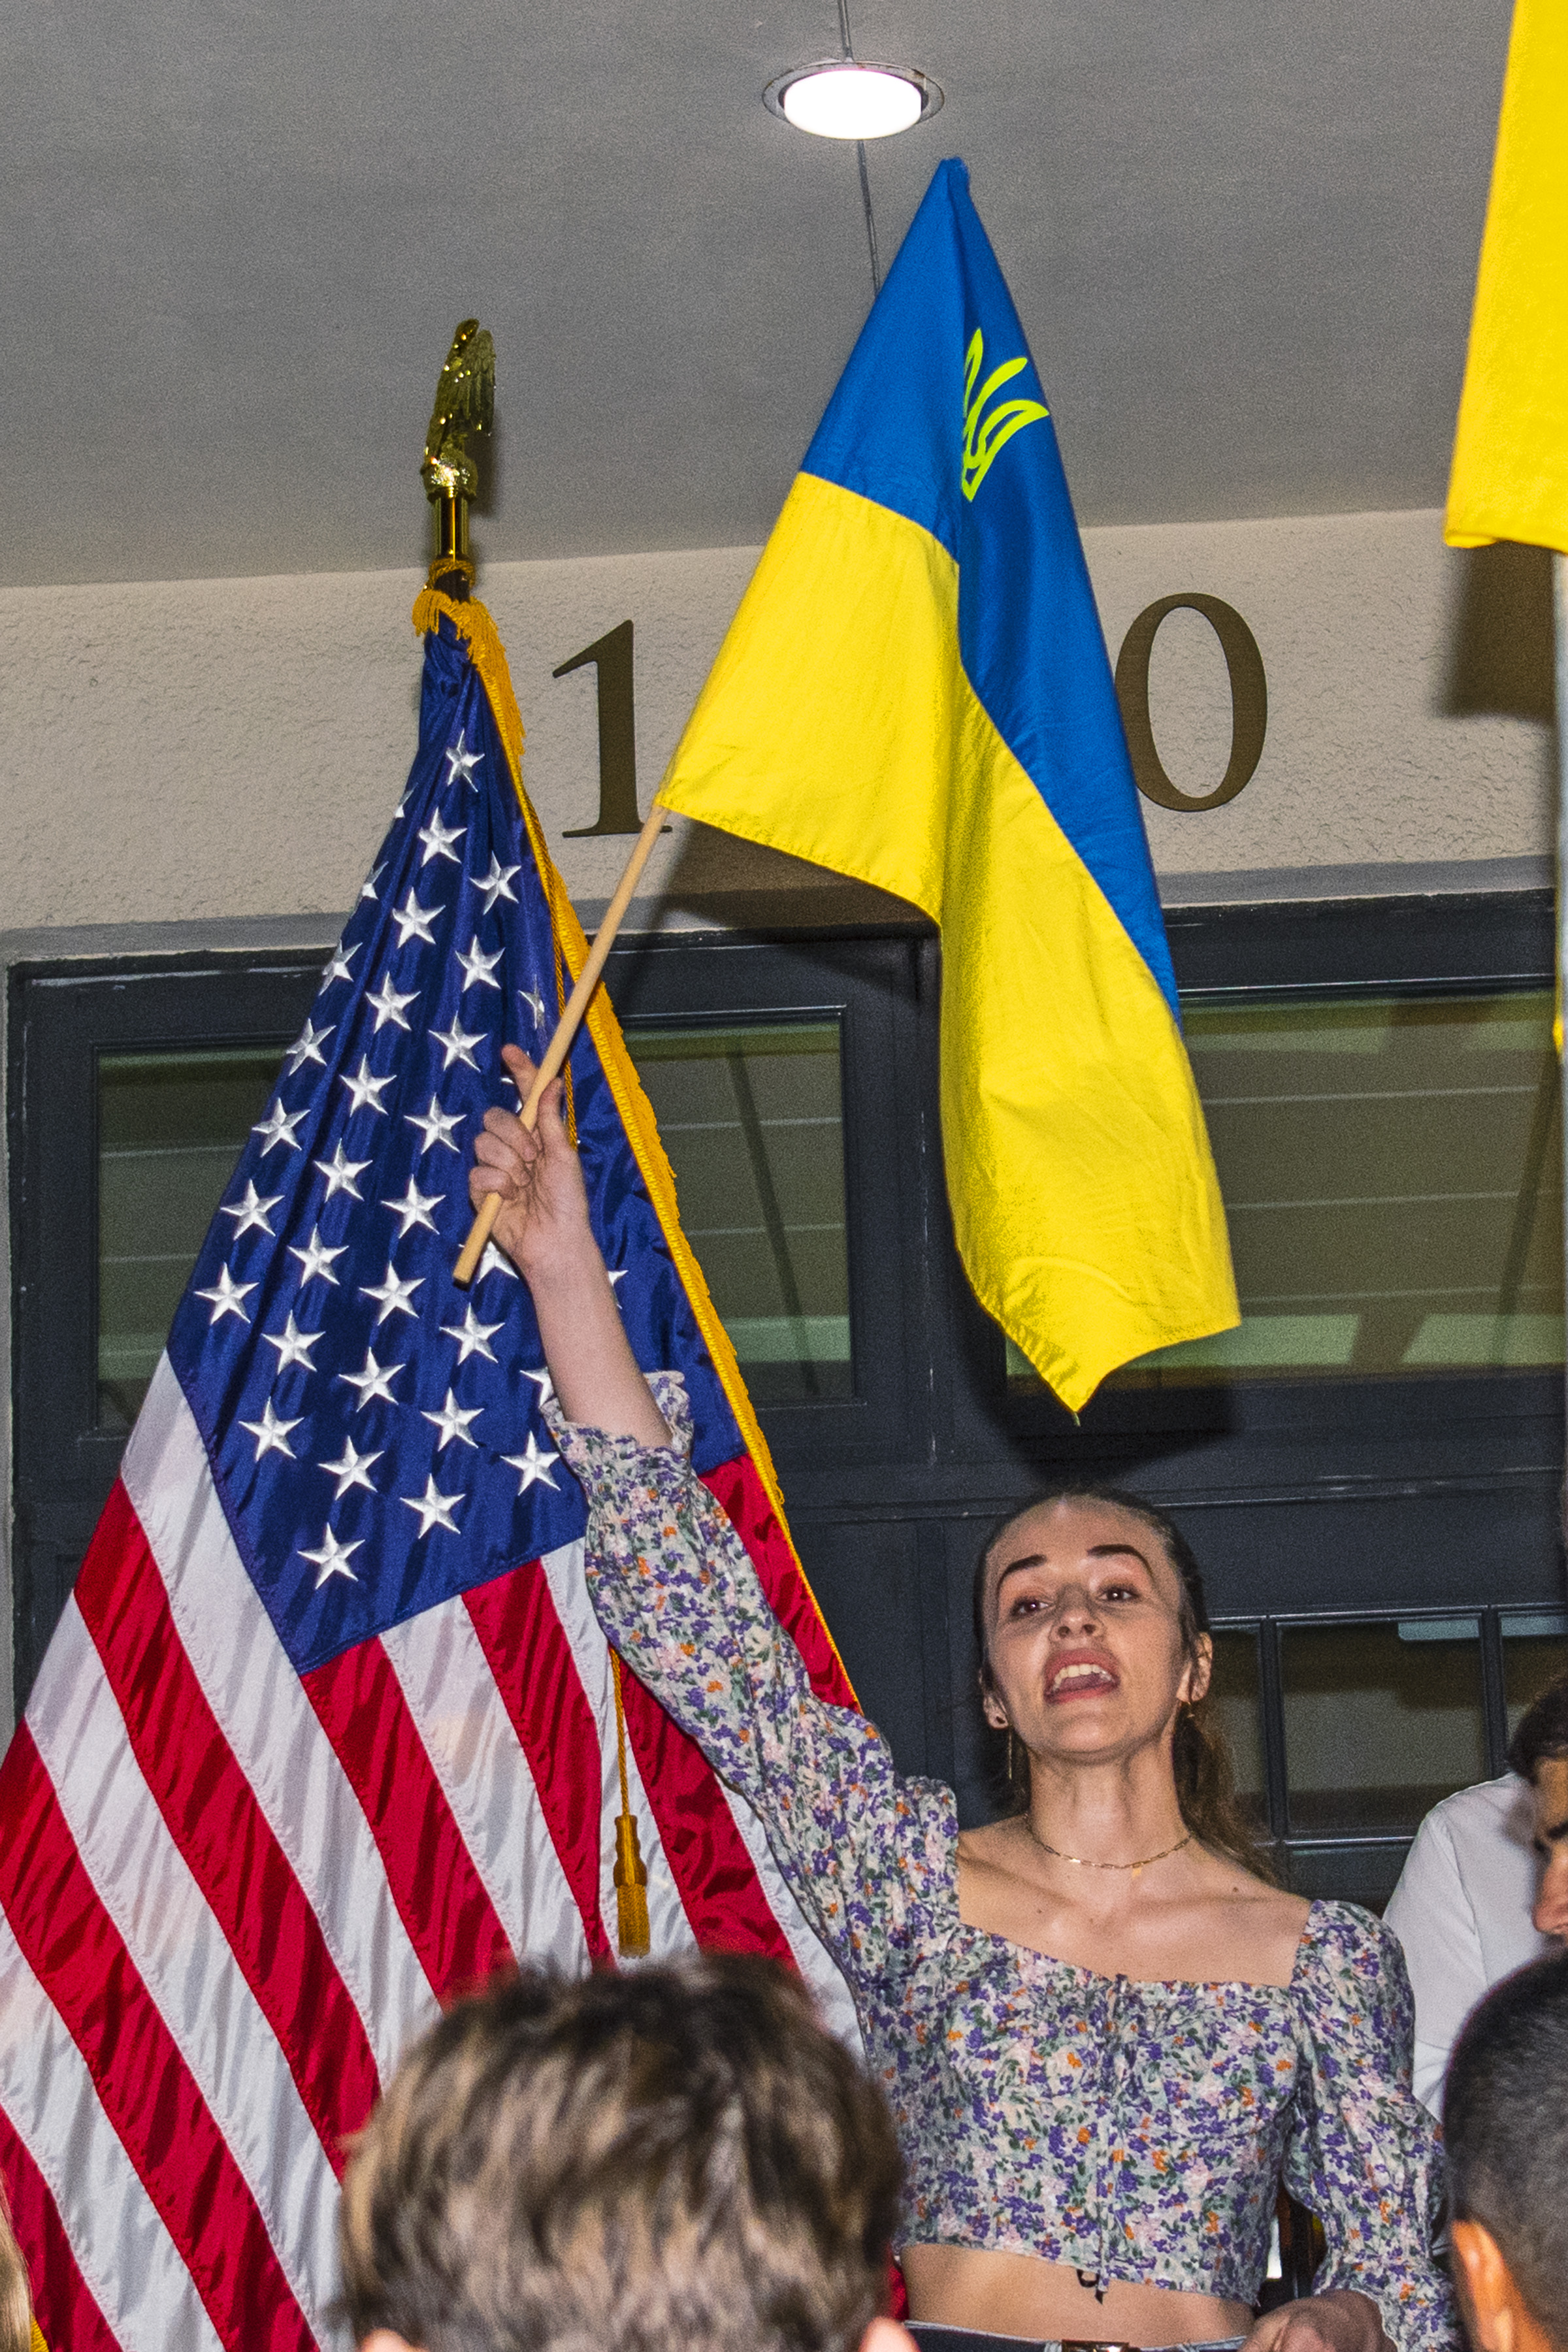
[543,1373,955,1987]
[1282,1907,1454,2351]
[546,1380,1457,2352]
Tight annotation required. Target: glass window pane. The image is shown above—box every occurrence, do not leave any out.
[1502,1613,1568,1744]
[1011,988,1562,1390]
[1281,1620,1485,1836]
[625,1021,850,1405]
[1208,1628,1266,1827]
[98,1047,283,1429]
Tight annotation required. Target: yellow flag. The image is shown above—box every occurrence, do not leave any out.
[1446,0,1568,553]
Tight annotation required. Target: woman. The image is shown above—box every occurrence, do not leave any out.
[471,1050,1454,2352]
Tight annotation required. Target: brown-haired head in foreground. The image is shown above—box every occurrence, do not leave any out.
[338,1953,904,2352]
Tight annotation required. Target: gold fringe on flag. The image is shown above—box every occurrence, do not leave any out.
[610,1650,651,1959]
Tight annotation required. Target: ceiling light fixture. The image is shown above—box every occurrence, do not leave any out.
[764,60,941,141]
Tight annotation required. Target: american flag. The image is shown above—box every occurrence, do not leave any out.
[0,598,860,2352]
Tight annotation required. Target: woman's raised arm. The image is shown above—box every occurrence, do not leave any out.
[470,1042,954,1995]
[468,1044,671,1446]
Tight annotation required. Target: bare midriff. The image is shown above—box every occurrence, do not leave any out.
[900,2245,1253,2345]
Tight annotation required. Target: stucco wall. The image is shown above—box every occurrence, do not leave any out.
[0,508,1554,937]
[0,506,1558,1735]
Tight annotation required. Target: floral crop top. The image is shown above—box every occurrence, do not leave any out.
[544,1378,1456,2352]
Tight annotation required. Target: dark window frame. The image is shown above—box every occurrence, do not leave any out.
[8,952,323,1705]
[604,926,938,1474]
[10,894,1564,1908]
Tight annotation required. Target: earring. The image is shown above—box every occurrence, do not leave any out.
[1007,1729,1018,1784]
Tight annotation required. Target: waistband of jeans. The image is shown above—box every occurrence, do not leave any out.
[906,2325,1249,2352]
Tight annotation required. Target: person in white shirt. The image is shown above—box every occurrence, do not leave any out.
[1384,1673,1568,2114]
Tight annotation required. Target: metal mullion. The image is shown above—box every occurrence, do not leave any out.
[1257,1618,1290,1851]
[1480,1607,1509,1778]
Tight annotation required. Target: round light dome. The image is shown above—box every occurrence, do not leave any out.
[764,61,941,141]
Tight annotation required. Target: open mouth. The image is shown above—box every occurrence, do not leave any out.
[1045,1659,1119,1701]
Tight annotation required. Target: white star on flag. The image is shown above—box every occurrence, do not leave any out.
[221,1181,284,1239]
[522,1364,555,1408]
[423,1388,482,1450]
[503,1432,560,1494]
[418,810,465,868]
[264,1313,321,1374]
[289,1226,347,1288]
[476,1240,518,1283]
[520,983,548,1029]
[284,1017,334,1075]
[402,1475,465,1538]
[195,1264,255,1324]
[405,1095,464,1157]
[252,1101,306,1156]
[367,975,417,1033]
[430,1017,484,1071]
[456,936,504,993]
[444,728,483,789]
[475,855,521,914]
[319,1437,383,1500]
[240,1399,302,1462]
[392,889,442,948]
[298,1526,364,1588]
[359,862,385,904]
[440,1305,503,1364]
[337,1347,404,1411]
[359,1261,423,1325]
[316,1143,371,1201]
[384,1179,442,1238]
[321,941,359,988]
[340,1056,394,1118]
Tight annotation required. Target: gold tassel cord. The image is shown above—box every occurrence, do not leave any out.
[610,1652,651,1959]
[415,584,642,1943]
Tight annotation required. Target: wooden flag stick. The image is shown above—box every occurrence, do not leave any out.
[453,796,670,1287]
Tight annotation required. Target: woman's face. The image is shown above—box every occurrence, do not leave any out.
[980,1498,1209,1768]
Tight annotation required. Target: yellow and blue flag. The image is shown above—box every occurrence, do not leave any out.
[659,159,1237,1410]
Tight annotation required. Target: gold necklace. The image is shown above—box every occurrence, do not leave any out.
[1026,1825,1192,1879]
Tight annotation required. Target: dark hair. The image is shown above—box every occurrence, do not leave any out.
[1509,1671,1568,1782]
[972,1484,1272,1880]
[338,1953,902,2352]
[1446,1951,1568,2348]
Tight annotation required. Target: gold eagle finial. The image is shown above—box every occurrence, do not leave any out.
[421,319,494,587]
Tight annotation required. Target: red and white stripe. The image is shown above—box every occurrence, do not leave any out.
[0,1352,860,2352]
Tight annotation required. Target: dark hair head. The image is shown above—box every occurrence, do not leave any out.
[1446,1951,1568,2347]
[971,1485,1271,1882]
[1509,1671,1568,1783]
[338,1953,902,2352]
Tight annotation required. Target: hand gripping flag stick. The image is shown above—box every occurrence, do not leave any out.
[452,794,670,1286]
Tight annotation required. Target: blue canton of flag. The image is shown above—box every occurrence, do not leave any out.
[168,612,743,1676]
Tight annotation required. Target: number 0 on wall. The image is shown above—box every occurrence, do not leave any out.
[1114,593,1267,812]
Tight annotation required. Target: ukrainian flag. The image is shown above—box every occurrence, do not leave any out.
[659,159,1237,1411]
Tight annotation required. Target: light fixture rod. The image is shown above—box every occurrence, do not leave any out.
[857,141,882,294]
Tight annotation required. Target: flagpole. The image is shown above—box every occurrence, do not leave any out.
[452,794,670,1286]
